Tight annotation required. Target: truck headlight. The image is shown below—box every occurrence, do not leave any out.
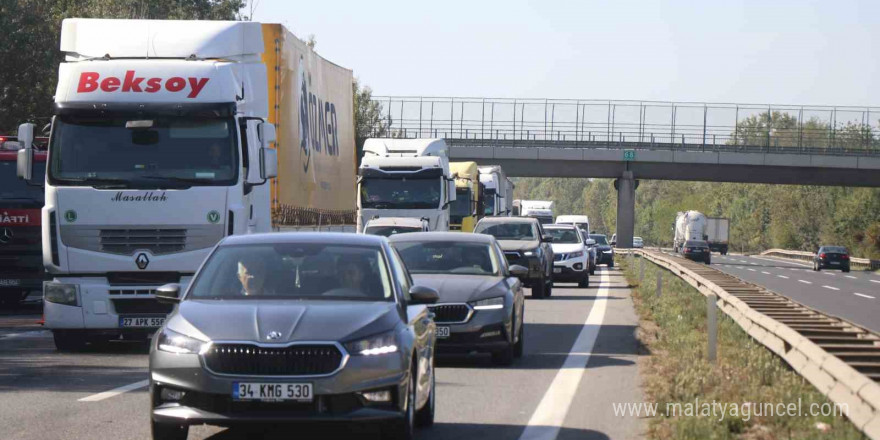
[157,328,211,355]
[470,296,504,310]
[345,331,398,356]
[44,282,79,306]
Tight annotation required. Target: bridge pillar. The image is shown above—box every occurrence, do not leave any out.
[615,171,635,249]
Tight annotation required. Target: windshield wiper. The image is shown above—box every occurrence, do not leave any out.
[141,175,215,185]
[60,177,132,188]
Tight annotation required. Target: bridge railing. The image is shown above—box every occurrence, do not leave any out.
[370,97,880,155]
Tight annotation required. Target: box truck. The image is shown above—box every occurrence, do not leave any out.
[520,200,555,224]
[357,138,456,232]
[478,165,509,216]
[15,19,354,349]
[705,217,730,255]
[673,210,707,253]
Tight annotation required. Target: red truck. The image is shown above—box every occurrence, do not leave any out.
[0,136,48,306]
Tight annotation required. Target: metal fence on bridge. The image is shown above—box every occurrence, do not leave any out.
[369,97,880,155]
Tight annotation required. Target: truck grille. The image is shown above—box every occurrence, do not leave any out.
[112,298,174,315]
[429,304,472,323]
[204,344,344,376]
[100,229,186,255]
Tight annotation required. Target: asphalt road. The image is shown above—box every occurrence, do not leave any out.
[682,253,880,333]
[0,267,645,440]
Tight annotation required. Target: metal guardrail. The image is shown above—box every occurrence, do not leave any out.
[623,249,880,439]
[370,97,880,156]
[761,249,880,271]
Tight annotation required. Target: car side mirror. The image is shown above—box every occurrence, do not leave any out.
[409,285,439,305]
[586,239,596,246]
[509,264,528,277]
[156,283,181,304]
[542,235,554,243]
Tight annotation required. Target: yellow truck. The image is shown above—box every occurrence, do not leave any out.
[449,161,482,231]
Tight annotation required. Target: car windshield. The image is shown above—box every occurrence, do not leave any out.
[187,243,394,301]
[364,226,420,237]
[686,241,708,247]
[360,178,442,209]
[544,228,581,244]
[475,222,537,241]
[49,115,237,187]
[822,247,848,254]
[0,161,45,203]
[589,235,608,245]
[394,241,499,275]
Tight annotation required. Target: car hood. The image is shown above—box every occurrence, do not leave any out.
[550,243,584,253]
[168,299,400,344]
[411,274,507,303]
[595,245,613,252]
[496,240,541,252]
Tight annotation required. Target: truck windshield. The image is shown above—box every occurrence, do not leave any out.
[360,178,441,209]
[0,161,46,204]
[451,187,472,217]
[49,115,237,187]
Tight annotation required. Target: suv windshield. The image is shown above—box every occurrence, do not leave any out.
[589,234,608,245]
[544,228,581,244]
[395,241,499,275]
[475,222,537,241]
[360,178,441,209]
[188,243,393,301]
[49,115,237,187]
[1,161,45,203]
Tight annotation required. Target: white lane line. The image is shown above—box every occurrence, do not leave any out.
[78,379,149,402]
[777,275,789,279]
[855,293,875,299]
[870,280,880,285]
[790,268,800,271]
[825,272,836,276]
[845,275,857,279]
[822,285,840,291]
[518,268,610,440]
[761,271,771,275]
[747,268,757,272]
[0,330,51,339]
[735,266,744,270]
[798,280,812,285]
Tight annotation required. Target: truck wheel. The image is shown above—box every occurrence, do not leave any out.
[53,331,87,352]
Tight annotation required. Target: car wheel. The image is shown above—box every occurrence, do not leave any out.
[814,263,821,272]
[414,361,435,428]
[151,419,188,440]
[53,331,87,352]
[589,265,595,275]
[843,267,850,273]
[492,337,516,366]
[384,368,416,440]
[578,273,589,288]
[530,275,545,299]
[544,276,553,298]
[608,259,614,268]
[514,316,524,358]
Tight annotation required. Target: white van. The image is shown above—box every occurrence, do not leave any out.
[556,215,590,234]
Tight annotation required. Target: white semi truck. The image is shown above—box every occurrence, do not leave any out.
[478,165,509,216]
[519,200,555,224]
[673,210,708,252]
[15,19,355,350]
[357,138,456,232]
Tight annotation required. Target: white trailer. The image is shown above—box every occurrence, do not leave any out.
[706,217,730,255]
[520,200,554,224]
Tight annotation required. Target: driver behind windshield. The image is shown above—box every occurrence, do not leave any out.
[237,255,274,296]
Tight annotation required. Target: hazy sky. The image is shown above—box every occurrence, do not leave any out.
[252,0,877,107]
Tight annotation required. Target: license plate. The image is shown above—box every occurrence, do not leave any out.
[830,261,840,265]
[553,267,562,274]
[233,382,313,402]
[0,279,20,287]
[119,317,165,328]
[436,326,450,339]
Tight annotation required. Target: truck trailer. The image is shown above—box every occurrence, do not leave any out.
[519,200,555,224]
[478,165,509,216]
[15,19,354,349]
[705,217,730,255]
[673,210,708,253]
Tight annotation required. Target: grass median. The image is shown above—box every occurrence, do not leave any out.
[619,255,864,440]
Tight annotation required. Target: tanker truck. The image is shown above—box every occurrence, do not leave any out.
[673,210,708,252]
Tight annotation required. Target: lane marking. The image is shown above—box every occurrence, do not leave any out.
[0,330,51,339]
[777,275,789,279]
[78,379,149,402]
[761,271,771,275]
[748,268,757,272]
[822,285,840,291]
[855,293,875,299]
[798,280,812,285]
[870,280,880,285]
[735,266,744,270]
[518,268,610,440]
[845,275,857,279]
[825,272,836,276]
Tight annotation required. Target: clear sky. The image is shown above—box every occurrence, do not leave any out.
[251,0,877,107]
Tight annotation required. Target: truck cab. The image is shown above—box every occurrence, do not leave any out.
[478,165,508,217]
[357,138,456,232]
[519,200,555,224]
[449,161,482,231]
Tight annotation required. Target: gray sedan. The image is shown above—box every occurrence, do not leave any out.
[148,233,438,440]
[389,232,526,365]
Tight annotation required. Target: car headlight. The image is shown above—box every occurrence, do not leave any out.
[157,328,211,355]
[44,282,79,306]
[603,250,613,254]
[523,250,536,257]
[568,251,584,259]
[470,296,504,310]
[345,331,399,356]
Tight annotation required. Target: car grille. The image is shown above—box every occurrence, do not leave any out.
[203,344,344,376]
[100,228,187,255]
[554,253,568,261]
[112,298,174,315]
[429,304,472,323]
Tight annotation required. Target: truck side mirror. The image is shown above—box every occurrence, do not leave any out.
[16,123,35,181]
[258,122,276,149]
[260,147,278,179]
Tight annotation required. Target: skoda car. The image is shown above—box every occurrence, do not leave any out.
[544,225,589,288]
[390,232,526,365]
[474,217,554,298]
[590,234,615,268]
[148,233,438,440]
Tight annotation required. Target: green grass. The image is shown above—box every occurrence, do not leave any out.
[620,256,865,440]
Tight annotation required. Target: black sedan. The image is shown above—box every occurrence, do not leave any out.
[814,246,851,272]
[589,234,615,268]
[682,240,711,264]
[390,232,526,366]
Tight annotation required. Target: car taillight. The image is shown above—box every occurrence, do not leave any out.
[841,255,849,260]
[819,253,826,259]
